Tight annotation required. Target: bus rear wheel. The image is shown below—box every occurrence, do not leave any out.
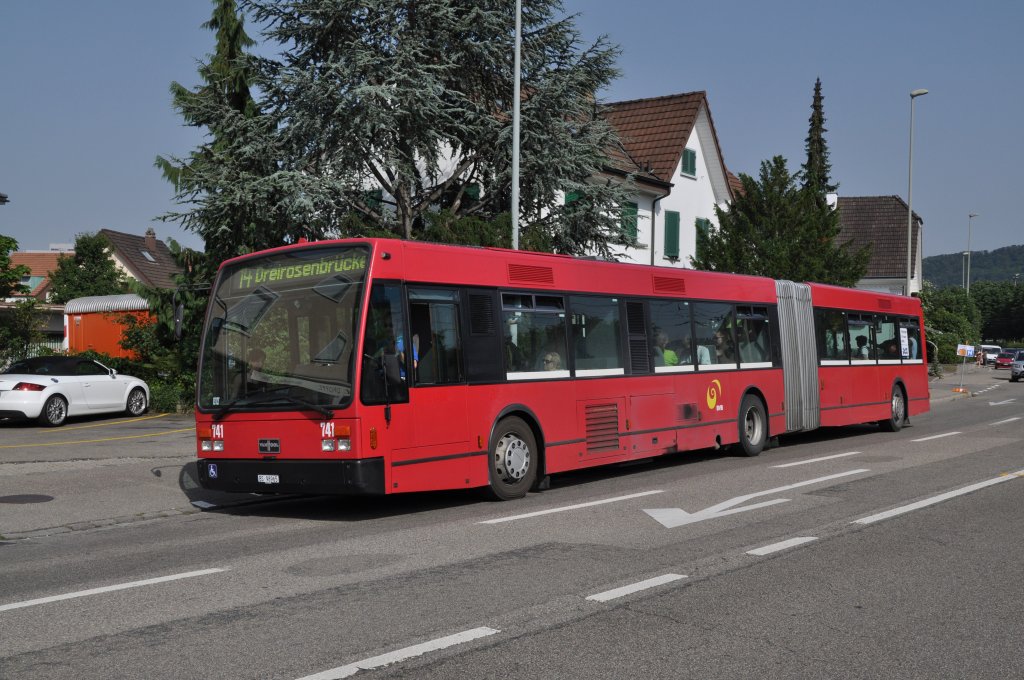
[879,385,906,432]
[487,416,537,501]
[737,394,767,457]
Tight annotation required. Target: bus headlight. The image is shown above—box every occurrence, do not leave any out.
[213,440,224,452]
[321,439,336,452]
[200,440,213,452]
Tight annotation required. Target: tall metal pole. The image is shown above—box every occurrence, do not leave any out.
[511,0,522,250]
[966,213,977,297]
[906,89,928,296]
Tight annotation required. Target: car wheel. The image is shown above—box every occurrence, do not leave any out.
[126,387,148,416]
[878,384,906,432]
[39,395,68,427]
[487,416,538,501]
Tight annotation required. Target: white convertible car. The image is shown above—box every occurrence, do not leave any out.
[0,356,149,426]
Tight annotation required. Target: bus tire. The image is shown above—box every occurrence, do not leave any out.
[487,416,538,501]
[39,395,68,427]
[879,385,906,432]
[737,394,767,457]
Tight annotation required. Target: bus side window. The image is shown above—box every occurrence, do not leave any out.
[875,316,900,359]
[737,306,771,365]
[815,308,848,362]
[570,296,623,373]
[900,318,921,360]
[501,293,567,376]
[848,314,874,362]
[409,288,463,385]
[648,299,693,369]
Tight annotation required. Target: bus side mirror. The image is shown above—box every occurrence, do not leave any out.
[174,302,185,340]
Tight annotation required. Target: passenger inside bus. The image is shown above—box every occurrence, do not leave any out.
[652,329,679,366]
[855,335,869,358]
[542,352,562,370]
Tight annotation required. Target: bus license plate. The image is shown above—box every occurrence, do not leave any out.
[257,474,280,484]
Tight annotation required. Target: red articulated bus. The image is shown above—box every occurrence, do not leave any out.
[194,238,929,500]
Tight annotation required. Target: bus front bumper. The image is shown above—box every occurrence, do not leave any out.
[196,458,385,495]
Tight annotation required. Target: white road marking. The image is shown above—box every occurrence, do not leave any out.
[747,536,818,556]
[992,417,1021,426]
[586,574,687,603]
[0,568,227,613]
[852,469,1024,525]
[771,451,861,468]
[191,500,217,509]
[479,490,664,524]
[910,432,961,442]
[295,627,500,680]
[645,469,870,528]
[989,398,1017,406]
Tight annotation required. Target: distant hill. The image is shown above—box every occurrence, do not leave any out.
[923,244,1024,288]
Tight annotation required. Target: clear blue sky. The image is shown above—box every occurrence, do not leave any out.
[2,0,1021,258]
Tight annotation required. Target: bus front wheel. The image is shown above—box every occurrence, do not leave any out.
[879,385,906,432]
[737,394,767,457]
[487,416,538,501]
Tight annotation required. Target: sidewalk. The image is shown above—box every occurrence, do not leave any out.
[928,362,1003,404]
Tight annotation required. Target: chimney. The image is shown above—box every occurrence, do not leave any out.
[145,228,157,252]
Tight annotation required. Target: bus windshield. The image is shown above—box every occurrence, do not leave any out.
[198,245,369,412]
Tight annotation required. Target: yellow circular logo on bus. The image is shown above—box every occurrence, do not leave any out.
[706,379,722,410]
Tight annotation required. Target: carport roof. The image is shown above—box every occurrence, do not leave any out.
[64,294,150,315]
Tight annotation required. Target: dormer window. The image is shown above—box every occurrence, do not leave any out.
[681,148,697,177]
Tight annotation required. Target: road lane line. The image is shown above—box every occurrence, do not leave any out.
[747,537,818,556]
[0,428,195,449]
[0,568,227,613]
[586,574,687,603]
[992,417,1021,426]
[910,432,961,443]
[852,469,1024,525]
[38,413,170,432]
[771,452,860,468]
[296,627,500,680]
[479,490,664,524]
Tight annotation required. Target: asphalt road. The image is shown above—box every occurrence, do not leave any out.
[1,368,1021,679]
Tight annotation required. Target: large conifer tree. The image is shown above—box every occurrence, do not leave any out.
[225,0,630,256]
[48,233,128,304]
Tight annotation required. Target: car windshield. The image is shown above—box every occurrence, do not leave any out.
[997,353,1014,359]
[197,245,369,412]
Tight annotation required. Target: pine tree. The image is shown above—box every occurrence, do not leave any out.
[230,0,630,256]
[47,233,128,304]
[157,0,286,271]
[801,78,836,198]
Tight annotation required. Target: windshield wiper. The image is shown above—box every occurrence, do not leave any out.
[232,390,335,420]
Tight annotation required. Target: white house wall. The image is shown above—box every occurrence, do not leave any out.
[610,114,726,268]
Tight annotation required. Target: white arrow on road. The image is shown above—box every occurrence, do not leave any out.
[644,469,870,528]
[989,398,1017,406]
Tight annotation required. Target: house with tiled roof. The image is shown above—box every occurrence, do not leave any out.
[98,227,182,289]
[598,91,734,267]
[6,250,68,302]
[836,195,924,295]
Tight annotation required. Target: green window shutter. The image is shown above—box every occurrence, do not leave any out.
[565,191,580,205]
[664,211,680,259]
[681,148,697,176]
[621,202,638,240]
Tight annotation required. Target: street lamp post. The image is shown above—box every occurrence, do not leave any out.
[966,213,978,297]
[906,88,928,296]
[511,0,522,250]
